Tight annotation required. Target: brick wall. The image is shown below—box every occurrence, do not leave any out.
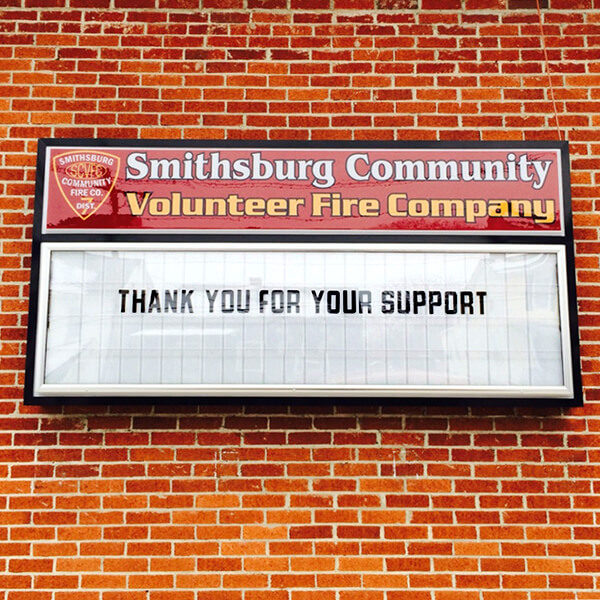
[1,1,600,598]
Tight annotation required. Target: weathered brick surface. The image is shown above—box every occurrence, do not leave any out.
[1,1,600,598]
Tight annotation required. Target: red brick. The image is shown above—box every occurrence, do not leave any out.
[1,4,600,599]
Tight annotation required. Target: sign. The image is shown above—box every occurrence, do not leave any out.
[25,140,581,404]
[41,142,564,234]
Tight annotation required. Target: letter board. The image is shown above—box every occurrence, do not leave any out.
[25,139,582,404]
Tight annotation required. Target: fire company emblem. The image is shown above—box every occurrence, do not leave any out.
[53,150,120,220]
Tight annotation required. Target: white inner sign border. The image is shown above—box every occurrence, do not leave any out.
[33,242,575,400]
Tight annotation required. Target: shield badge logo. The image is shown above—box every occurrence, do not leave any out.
[53,150,120,220]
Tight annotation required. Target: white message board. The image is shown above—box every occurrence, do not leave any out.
[32,242,574,400]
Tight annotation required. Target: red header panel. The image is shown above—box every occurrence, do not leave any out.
[42,143,564,234]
